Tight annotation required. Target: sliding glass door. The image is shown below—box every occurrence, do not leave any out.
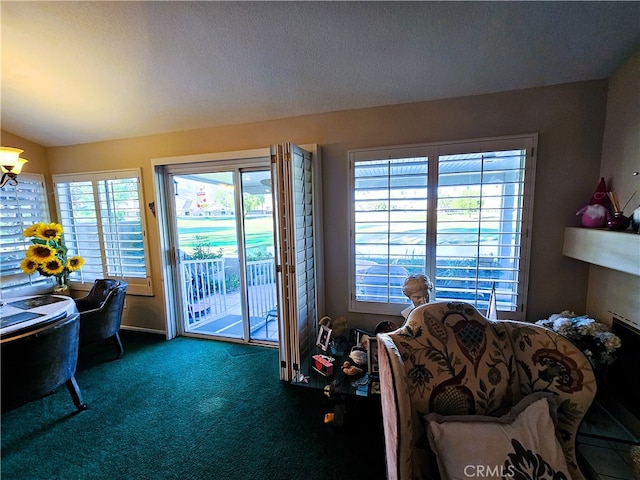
[170,166,277,343]
[155,144,322,380]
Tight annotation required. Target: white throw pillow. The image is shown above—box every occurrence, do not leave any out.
[424,392,570,480]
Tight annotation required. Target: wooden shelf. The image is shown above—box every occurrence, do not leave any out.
[563,227,640,276]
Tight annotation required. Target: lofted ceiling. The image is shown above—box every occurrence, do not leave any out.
[1,1,639,148]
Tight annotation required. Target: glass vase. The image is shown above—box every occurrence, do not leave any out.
[606,211,630,231]
[53,277,70,295]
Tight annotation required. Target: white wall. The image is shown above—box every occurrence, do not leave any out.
[586,49,640,327]
[4,76,614,332]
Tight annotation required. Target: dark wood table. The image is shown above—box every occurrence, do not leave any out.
[292,331,380,427]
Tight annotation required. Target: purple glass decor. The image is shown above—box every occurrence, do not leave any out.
[606,212,631,231]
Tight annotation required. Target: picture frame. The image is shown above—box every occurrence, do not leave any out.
[369,380,380,395]
[353,328,371,348]
[366,336,379,376]
[316,325,332,352]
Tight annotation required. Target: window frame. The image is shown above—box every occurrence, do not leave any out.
[52,168,153,296]
[348,134,537,321]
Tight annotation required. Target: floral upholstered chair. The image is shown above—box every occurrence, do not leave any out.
[377,301,596,480]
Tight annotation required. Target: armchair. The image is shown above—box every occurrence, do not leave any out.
[75,279,128,359]
[1,313,87,412]
[377,301,596,480]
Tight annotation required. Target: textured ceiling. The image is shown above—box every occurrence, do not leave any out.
[1,1,639,147]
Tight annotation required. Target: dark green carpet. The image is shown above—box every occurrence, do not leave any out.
[1,331,387,480]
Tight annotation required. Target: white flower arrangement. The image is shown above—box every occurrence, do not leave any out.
[536,311,622,368]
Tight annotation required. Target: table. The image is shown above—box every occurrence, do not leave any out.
[0,294,78,337]
[1,294,86,412]
[292,330,380,427]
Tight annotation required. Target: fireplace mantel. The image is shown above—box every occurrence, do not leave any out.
[563,227,640,276]
[563,227,640,331]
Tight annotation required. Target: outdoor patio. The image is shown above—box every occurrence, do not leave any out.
[182,257,278,343]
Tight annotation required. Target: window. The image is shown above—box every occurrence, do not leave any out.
[0,174,51,292]
[349,135,536,320]
[53,169,152,295]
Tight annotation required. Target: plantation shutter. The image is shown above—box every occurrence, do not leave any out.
[352,155,429,306]
[290,144,317,376]
[435,139,534,313]
[53,169,152,295]
[0,174,51,291]
[349,135,536,320]
[271,143,320,381]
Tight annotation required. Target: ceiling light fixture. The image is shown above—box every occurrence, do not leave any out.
[0,147,28,188]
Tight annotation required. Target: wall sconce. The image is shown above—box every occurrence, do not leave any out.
[0,147,28,188]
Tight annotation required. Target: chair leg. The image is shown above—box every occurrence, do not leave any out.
[113,332,124,359]
[65,376,88,411]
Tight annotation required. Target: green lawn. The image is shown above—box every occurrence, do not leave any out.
[177,213,501,257]
[177,215,274,256]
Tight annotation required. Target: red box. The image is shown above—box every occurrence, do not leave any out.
[312,354,335,376]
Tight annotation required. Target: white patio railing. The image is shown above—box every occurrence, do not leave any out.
[182,258,227,324]
[246,259,277,321]
[182,258,277,333]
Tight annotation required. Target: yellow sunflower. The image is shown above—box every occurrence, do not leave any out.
[26,244,56,263]
[20,258,39,274]
[67,256,85,272]
[41,257,65,276]
[36,222,63,241]
[23,223,41,238]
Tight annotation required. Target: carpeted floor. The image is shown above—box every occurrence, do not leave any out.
[1,331,387,480]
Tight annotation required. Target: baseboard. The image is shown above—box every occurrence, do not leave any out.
[120,325,167,338]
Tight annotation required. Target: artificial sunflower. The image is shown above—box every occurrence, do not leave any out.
[20,258,39,274]
[67,256,85,271]
[26,244,56,263]
[37,222,64,241]
[41,257,65,276]
[22,224,40,238]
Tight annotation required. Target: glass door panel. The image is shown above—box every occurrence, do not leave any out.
[241,170,278,342]
[172,168,278,344]
[174,171,244,340]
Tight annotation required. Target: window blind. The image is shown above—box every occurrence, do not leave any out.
[349,135,536,320]
[0,174,51,290]
[435,149,527,311]
[53,169,152,295]
[353,157,428,304]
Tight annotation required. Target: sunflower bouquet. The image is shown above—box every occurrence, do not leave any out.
[20,222,84,290]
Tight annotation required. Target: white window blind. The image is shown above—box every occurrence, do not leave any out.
[0,174,51,291]
[352,156,428,305]
[435,148,528,311]
[290,146,317,366]
[349,135,536,320]
[53,169,152,295]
